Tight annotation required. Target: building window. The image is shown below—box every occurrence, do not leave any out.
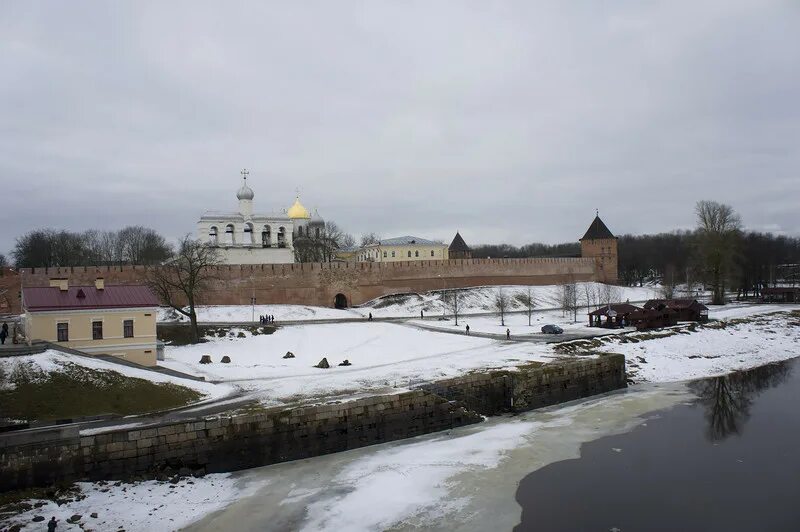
[392,251,396,257]
[431,250,435,257]
[92,321,103,340]
[57,322,69,342]
[315,227,321,238]
[415,250,419,257]
[123,319,134,338]
[383,251,387,258]
[408,251,412,257]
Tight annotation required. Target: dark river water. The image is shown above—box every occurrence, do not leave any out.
[514,357,800,531]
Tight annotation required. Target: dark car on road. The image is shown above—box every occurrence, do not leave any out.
[541,324,564,334]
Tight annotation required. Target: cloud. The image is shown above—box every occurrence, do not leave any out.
[1,0,798,255]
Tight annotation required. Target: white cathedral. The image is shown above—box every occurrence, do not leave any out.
[196,170,324,264]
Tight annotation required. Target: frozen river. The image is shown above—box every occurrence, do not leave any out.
[185,382,693,531]
[185,357,799,531]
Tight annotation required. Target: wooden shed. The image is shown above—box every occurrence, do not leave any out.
[588,303,641,328]
[643,299,709,322]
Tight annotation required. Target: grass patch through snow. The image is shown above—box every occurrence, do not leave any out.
[0,362,202,423]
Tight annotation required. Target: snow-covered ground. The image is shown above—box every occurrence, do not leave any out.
[358,283,658,318]
[0,473,263,532]
[0,350,235,401]
[158,304,362,323]
[409,309,605,336]
[598,310,800,383]
[161,323,554,403]
[158,283,661,323]
[159,304,800,404]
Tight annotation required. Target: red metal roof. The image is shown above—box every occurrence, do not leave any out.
[23,285,159,311]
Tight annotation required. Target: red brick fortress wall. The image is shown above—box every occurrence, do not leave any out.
[17,257,602,309]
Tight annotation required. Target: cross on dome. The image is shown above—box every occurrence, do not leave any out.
[236,168,254,200]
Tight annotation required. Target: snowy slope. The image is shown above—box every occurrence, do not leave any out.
[158,283,660,323]
[0,350,234,401]
[357,283,658,318]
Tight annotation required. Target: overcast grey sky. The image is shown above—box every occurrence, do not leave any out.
[1,0,798,255]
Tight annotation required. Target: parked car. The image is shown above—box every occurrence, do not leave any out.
[541,324,563,334]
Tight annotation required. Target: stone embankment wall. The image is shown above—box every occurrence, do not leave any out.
[0,391,480,492]
[421,354,626,416]
[0,355,626,492]
[12,256,603,312]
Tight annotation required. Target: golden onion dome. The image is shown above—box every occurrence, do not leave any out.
[287,197,311,219]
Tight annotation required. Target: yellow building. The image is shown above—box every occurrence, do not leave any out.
[22,278,160,366]
[356,236,449,262]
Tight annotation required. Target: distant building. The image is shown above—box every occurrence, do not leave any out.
[580,214,618,283]
[22,278,160,366]
[356,236,449,262]
[448,232,472,259]
[196,170,324,264]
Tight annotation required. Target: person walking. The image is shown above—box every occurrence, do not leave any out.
[420,310,424,319]
[465,324,470,335]
[368,312,373,321]
[506,328,511,340]
[0,322,7,345]
[48,517,58,531]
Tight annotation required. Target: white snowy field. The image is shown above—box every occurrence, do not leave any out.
[0,473,264,532]
[0,350,235,401]
[408,309,605,336]
[160,322,555,403]
[157,283,660,323]
[158,304,800,403]
[591,308,800,382]
[158,304,362,323]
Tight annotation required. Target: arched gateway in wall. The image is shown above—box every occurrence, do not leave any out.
[334,293,348,309]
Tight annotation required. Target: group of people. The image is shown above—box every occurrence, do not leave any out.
[0,322,8,345]
[259,315,275,324]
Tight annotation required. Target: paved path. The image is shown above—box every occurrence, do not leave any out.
[403,320,613,343]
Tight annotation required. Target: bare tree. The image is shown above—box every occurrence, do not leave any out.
[118,226,172,265]
[561,282,579,323]
[694,200,742,305]
[360,233,381,247]
[294,220,348,262]
[517,287,536,326]
[661,263,677,299]
[598,283,622,306]
[147,236,221,344]
[447,288,461,326]
[340,232,356,249]
[582,283,598,314]
[0,254,7,268]
[493,288,510,326]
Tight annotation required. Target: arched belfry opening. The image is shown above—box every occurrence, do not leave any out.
[334,293,348,309]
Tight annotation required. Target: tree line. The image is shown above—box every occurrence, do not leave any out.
[619,205,800,302]
[471,242,580,259]
[10,226,172,268]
